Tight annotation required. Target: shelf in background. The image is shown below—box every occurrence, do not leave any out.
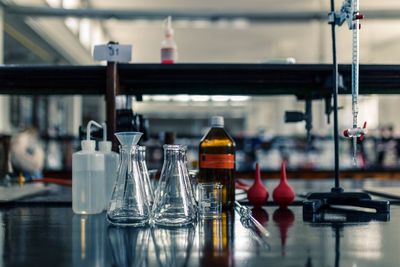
[1,64,400,96]
[0,65,105,95]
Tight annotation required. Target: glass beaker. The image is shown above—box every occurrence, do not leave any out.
[137,146,154,207]
[198,182,222,219]
[152,145,196,227]
[107,132,150,227]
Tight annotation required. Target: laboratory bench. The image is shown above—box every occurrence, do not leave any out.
[0,179,400,267]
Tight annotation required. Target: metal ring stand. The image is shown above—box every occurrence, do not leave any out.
[302,0,390,216]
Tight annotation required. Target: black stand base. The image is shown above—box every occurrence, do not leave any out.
[303,188,390,214]
[303,205,390,223]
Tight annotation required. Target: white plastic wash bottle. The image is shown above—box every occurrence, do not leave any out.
[72,120,105,214]
[99,123,119,210]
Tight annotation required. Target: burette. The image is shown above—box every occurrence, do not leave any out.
[341,0,366,165]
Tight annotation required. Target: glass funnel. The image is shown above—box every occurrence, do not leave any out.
[137,146,154,207]
[107,132,150,227]
[152,145,196,227]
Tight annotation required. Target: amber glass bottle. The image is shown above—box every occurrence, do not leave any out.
[199,116,235,209]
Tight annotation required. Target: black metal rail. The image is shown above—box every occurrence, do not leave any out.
[0,64,400,96]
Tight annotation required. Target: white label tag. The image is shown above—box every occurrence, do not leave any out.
[93,44,132,63]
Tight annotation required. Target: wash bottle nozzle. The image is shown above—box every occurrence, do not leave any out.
[165,16,174,36]
[82,120,102,151]
[99,122,112,152]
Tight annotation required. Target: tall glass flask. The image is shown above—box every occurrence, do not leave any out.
[137,146,154,207]
[107,132,150,227]
[152,145,196,227]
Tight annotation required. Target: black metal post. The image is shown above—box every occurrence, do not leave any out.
[106,61,119,152]
[334,226,340,267]
[330,0,342,191]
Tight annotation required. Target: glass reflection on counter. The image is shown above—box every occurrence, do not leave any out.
[237,207,270,253]
[72,213,108,267]
[108,226,151,267]
[151,225,195,267]
[199,211,235,267]
[346,224,383,260]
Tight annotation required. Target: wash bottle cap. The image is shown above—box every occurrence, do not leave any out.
[164,16,174,37]
[81,120,102,151]
[211,116,224,127]
[99,122,112,152]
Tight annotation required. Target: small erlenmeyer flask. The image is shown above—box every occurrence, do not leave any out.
[137,146,154,207]
[107,132,150,227]
[152,145,196,227]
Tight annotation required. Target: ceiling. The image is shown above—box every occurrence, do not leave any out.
[89,0,397,12]
[3,0,400,64]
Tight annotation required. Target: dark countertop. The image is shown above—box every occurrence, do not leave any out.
[1,179,400,267]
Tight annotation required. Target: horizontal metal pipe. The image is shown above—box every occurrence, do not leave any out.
[1,64,400,96]
[3,5,400,22]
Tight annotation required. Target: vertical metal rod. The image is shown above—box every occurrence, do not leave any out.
[106,61,118,151]
[335,227,341,267]
[305,97,313,147]
[330,0,341,190]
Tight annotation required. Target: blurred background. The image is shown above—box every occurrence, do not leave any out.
[2,0,400,176]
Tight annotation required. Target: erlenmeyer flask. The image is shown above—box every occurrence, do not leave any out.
[137,146,154,207]
[180,146,197,212]
[152,145,196,227]
[107,132,150,227]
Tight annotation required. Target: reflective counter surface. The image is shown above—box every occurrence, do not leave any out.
[1,202,399,267]
[2,179,400,266]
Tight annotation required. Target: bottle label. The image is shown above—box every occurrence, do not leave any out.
[161,48,177,63]
[200,154,235,169]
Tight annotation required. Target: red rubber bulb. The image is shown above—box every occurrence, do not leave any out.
[273,161,295,208]
[247,163,269,206]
